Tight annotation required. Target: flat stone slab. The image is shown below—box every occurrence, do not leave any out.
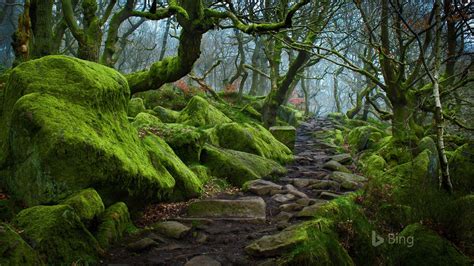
[328,171,367,190]
[127,238,158,252]
[185,255,221,266]
[284,184,308,198]
[186,197,266,221]
[153,221,191,239]
[296,201,328,217]
[272,193,296,203]
[269,126,296,150]
[320,191,341,200]
[245,225,308,257]
[244,179,282,196]
[323,160,351,173]
[329,153,353,164]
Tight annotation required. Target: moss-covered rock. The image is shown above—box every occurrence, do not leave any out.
[200,144,287,186]
[95,202,134,249]
[134,85,189,110]
[375,136,413,166]
[347,126,386,152]
[13,204,101,264]
[0,55,199,206]
[277,219,354,266]
[178,96,232,128]
[358,154,386,178]
[208,123,293,164]
[128,97,146,117]
[133,118,207,164]
[0,223,42,265]
[153,105,180,123]
[389,223,471,265]
[269,126,296,151]
[188,164,211,184]
[131,112,162,129]
[449,143,474,194]
[62,188,105,223]
[140,134,203,201]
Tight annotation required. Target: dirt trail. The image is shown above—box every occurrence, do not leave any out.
[102,117,360,265]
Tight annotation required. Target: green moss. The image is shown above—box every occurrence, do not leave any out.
[61,188,105,224]
[153,105,180,123]
[280,218,354,266]
[200,144,287,186]
[445,195,474,255]
[188,164,211,184]
[389,223,471,265]
[312,196,378,265]
[13,204,101,264]
[358,153,386,178]
[128,97,146,117]
[277,105,303,126]
[133,119,207,164]
[141,134,203,201]
[94,202,134,249]
[327,112,348,124]
[375,136,413,166]
[270,126,296,150]
[313,129,345,153]
[134,85,189,110]
[0,55,198,206]
[449,143,474,194]
[131,112,162,128]
[0,223,42,265]
[207,123,293,164]
[178,96,232,128]
[347,126,386,152]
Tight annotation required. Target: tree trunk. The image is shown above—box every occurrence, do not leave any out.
[29,0,54,58]
[159,18,172,61]
[434,0,453,192]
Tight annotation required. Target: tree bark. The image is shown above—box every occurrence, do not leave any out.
[433,0,453,192]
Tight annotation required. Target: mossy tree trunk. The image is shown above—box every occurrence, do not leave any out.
[262,0,330,127]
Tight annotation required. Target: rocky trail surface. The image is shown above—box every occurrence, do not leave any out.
[103,117,367,265]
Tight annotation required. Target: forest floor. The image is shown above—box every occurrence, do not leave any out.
[102,117,363,265]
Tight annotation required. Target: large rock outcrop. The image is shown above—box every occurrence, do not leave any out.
[0,55,202,206]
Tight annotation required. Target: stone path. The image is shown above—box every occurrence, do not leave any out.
[102,117,366,265]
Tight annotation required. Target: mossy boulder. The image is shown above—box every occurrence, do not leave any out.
[131,112,162,129]
[13,204,101,264]
[128,97,146,117]
[358,153,386,178]
[61,188,105,223]
[153,105,180,123]
[389,223,471,265]
[449,143,474,194]
[178,96,232,127]
[200,145,287,186]
[208,123,293,164]
[0,223,42,265]
[347,126,386,152]
[276,219,354,265]
[95,202,133,248]
[269,126,296,150]
[375,136,413,166]
[132,118,207,164]
[134,85,189,110]
[0,55,200,206]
